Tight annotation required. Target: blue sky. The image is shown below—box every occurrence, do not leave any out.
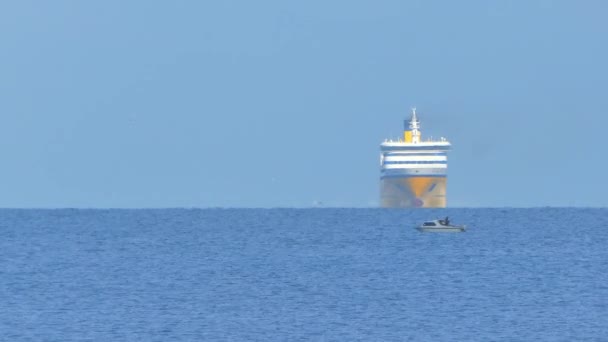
[1,1,607,207]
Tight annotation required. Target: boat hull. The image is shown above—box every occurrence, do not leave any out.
[416,226,465,233]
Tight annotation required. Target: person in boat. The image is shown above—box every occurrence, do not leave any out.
[444,216,450,226]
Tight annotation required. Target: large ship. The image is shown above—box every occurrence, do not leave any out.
[380,108,451,208]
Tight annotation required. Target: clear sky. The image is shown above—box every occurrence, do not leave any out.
[1,1,607,208]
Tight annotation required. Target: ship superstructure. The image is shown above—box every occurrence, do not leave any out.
[380,108,451,208]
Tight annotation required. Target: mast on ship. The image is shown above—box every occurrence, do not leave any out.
[403,108,421,143]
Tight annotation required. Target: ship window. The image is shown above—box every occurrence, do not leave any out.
[423,222,436,226]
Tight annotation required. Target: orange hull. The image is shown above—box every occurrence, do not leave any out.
[380,177,447,208]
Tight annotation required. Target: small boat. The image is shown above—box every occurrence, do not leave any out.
[416,219,466,233]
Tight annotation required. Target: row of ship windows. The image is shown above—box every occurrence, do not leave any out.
[383,161,447,165]
[384,153,446,157]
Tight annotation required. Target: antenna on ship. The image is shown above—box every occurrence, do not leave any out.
[407,107,421,143]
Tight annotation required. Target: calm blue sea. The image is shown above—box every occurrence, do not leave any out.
[1,208,607,341]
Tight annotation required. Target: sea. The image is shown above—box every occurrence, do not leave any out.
[1,208,607,341]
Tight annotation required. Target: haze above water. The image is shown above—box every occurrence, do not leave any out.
[1,1,607,208]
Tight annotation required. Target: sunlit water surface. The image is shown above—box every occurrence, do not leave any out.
[1,208,606,341]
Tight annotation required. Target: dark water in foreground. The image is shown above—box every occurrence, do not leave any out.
[1,208,607,341]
